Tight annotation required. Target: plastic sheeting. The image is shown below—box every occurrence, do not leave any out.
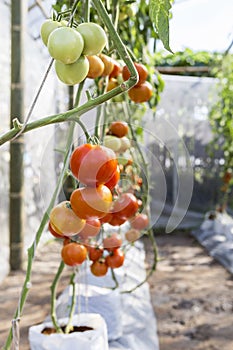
[191,212,233,274]
[53,241,159,350]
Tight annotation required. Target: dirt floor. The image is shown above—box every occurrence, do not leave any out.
[146,231,233,350]
[0,231,233,349]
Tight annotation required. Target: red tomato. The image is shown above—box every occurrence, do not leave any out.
[99,212,113,224]
[104,165,120,191]
[122,62,148,86]
[70,185,112,220]
[90,260,108,276]
[70,143,118,186]
[109,60,122,79]
[88,245,104,261]
[128,81,153,103]
[108,213,127,226]
[112,193,139,219]
[105,249,124,268]
[61,242,87,266]
[78,218,101,239]
[109,121,129,138]
[49,201,86,236]
[103,233,122,251]
[130,213,149,230]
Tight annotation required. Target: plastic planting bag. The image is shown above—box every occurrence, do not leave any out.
[29,313,109,350]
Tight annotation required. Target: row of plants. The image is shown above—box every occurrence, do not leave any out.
[2,0,173,349]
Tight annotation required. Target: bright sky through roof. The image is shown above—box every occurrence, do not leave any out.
[168,0,233,52]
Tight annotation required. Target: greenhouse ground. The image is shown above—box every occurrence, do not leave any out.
[0,231,233,349]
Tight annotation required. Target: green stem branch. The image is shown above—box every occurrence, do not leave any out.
[50,261,65,333]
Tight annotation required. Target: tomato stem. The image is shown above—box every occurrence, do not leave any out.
[50,261,65,333]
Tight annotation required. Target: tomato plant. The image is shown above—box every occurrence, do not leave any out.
[70,185,112,219]
[47,26,84,64]
[49,201,86,236]
[61,242,87,266]
[70,143,118,186]
[76,22,107,55]
[90,259,108,277]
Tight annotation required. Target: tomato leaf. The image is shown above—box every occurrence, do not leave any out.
[149,0,173,53]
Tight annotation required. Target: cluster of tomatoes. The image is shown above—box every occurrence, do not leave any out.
[40,19,108,85]
[40,19,153,103]
[48,121,149,277]
[106,61,153,103]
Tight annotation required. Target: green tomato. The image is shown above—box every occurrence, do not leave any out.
[103,135,122,152]
[76,22,107,55]
[55,56,89,85]
[40,19,61,46]
[48,27,84,64]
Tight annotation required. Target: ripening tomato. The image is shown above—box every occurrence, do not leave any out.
[55,55,89,85]
[90,260,108,277]
[130,213,149,230]
[40,19,61,46]
[76,22,107,55]
[118,136,131,153]
[109,121,129,138]
[128,81,153,103]
[104,165,120,191]
[61,242,87,266]
[122,62,148,86]
[112,193,139,219]
[103,233,122,251]
[88,245,104,261]
[106,78,118,92]
[87,55,105,79]
[48,27,84,64]
[70,143,118,186]
[78,218,101,239]
[125,228,141,242]
[70,185,112,220]
[99,54,114,76]
[103,135,122,152]
[49,201,86,236]
[48,221,66,239]
[109,60,122,79]
[105,249,124,268]
[99,212,113,224]
[108,213,127,226]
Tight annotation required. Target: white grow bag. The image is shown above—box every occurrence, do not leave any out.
[29,313,109,350]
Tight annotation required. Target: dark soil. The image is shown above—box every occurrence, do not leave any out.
[42,325,93,335]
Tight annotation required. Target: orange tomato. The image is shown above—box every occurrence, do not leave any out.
[70,185,112,220]
[128,81,153,103]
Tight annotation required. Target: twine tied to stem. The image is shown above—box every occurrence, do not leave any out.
[12,317,20,350]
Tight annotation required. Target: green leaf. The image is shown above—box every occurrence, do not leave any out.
[149,0,173,53]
